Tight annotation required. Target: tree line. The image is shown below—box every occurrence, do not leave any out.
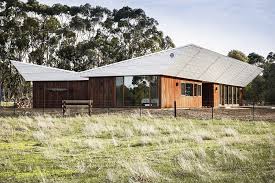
[228,50,275,104]
[0,0,174,99]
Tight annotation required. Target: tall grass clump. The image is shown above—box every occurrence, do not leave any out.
[121,158,161,182]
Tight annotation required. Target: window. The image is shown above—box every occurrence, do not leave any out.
[236,87,240,104]
[185,83,193,96]
[224,86,228,104]
[198,85,202,96]
[116,76,160,107]
[233,86,236,104]
[181,83,186,95]
[194,84,198,96]
[149,76,159,107]
[228,86,232,104]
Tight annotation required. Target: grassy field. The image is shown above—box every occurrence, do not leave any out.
[0,114,274,182]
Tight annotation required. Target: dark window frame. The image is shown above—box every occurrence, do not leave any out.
[181,83,186,96]
[198,85,202,96]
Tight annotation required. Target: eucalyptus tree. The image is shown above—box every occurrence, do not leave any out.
[0,0,175,100]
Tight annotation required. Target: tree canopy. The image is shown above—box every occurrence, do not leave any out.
[0,0,174,99]
[228,50,248,62]
[228,50,275,104]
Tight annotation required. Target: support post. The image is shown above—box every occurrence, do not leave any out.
[174,101,177,118]
[88,100,92,116]
[43,85,45,115]
[140,105,142,117]
[62,100,66,117]
[13,99,16,115]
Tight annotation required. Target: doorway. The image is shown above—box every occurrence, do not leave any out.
[202,83,214,107]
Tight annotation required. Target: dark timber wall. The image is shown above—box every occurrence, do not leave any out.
[88,77,116,108]
[33,81,88,108]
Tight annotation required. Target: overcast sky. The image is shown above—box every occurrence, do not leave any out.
[33,0,275,56]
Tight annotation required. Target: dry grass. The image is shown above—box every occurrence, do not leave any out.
[0,114,274,182]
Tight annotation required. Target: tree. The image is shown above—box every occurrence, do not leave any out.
[248,52,265,67]
[0,0,175,100]
[267,52,275,63]
[228,50,248,62]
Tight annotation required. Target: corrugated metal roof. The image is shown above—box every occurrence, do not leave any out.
[81,44,263,87]
[11,61,88,81]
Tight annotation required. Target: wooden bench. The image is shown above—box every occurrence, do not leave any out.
[62,100,93,116]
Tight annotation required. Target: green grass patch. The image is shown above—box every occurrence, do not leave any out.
[0,114,274,182]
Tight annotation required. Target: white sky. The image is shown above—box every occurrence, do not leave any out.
[24,0,275,57]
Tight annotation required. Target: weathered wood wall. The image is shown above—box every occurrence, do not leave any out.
[213,84,220,107]
[33,81,88,108]
[88,77,115,108]
[160,76,202,108]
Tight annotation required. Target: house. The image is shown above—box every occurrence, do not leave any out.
[11,44,263,108]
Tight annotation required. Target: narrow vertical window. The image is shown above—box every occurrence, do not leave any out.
[198,85,202,96]
[181,83,186,95]
[194,84,198,96]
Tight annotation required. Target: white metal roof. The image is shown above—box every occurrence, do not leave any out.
[80,44,263,87]
[11,44,263,87]
[11,60,88,81]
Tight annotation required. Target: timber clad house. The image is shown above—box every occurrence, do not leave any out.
[11,44,263,108]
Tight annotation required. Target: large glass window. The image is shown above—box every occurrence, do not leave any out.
[149,76,159,107]
[224,86,228,104]
[236,87,240,104]
[228,86,232,104]
[233,87,236,104]
[118,76,159,107]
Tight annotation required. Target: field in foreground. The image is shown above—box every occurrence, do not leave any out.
[0,115,274,182]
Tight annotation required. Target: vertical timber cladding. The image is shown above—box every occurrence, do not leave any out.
[161,76,202,108]
[213,84,220,107]
[88,77,116,108]
[33,81,88,108]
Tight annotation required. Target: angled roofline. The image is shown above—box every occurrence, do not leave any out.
[80,44,192,75]
[11,60,76,74]
[11,60,88,81]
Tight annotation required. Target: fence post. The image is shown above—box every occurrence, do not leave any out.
[140,105,142,117]
[252,102,255,121]
[13,99,16,115]
[211,106,214,120]
[88,100,92,116]
[174,101,177,117]
[62,100,66,117]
